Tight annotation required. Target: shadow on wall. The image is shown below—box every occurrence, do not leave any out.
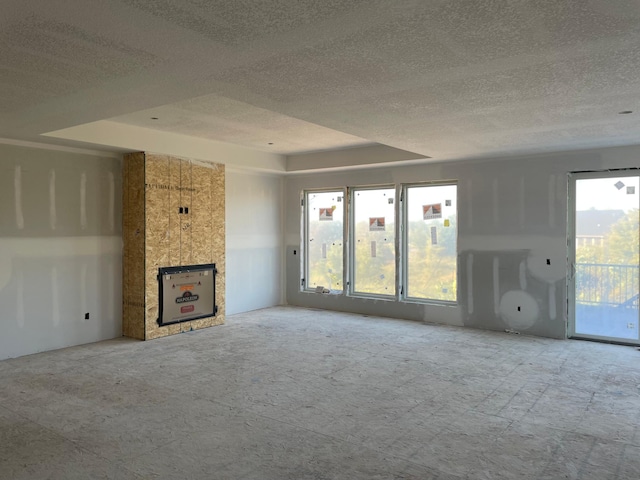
[459,250,566,338]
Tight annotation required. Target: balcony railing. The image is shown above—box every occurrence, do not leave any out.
[576,263,639,308]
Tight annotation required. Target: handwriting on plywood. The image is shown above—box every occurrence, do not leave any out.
[145,183,198,193]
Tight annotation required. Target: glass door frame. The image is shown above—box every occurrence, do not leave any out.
[568,169,640,345]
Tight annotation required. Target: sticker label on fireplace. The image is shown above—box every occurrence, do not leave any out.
[176,291,199,304]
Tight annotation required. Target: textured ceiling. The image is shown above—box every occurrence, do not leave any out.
[2,0,640,166]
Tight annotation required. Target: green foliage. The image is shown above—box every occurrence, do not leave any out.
[606,209,639,265]
[576,244,604,264]
[307,220,343,290]
[307,215,458,300]
[576,209,639,265]
[353,221,395,295]
[405,217,457,301]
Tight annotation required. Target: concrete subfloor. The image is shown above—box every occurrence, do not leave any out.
[1,307,640,479]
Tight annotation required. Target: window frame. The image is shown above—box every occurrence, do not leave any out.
[401,181,459,305]
[301,188,347,294]
[348,184,399,300]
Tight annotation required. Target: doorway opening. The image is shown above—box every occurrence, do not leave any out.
[569,171,639,344]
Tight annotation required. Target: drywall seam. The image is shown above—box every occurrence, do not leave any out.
[109,171,115,232]
[16,270,24,329]
[0,237,122,255]
[466,253,474,314]
[492,178,499,226]
[519,260,527,290]
[107,260,115,322]
[80,172,87,230]
[467,179,473,229]
[519,176,525,230]
[51,266,60,327]
[548,175,556,228]
[49,169,56,230]
[81,262,88,322]
[493,257,500,316]
[549,284,557,321]
[14,165,24,229]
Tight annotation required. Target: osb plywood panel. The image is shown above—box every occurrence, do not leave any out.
[190,163,212,265]
[122,152,145,340]
[183,162,225,337]
[179,163,207,334]
[180,159,192,266]
[143,156,225,341]
[168,156,182,267]
[144,154,171,338]
[210,164,226,326]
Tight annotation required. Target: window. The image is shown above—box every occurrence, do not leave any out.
[304,190,344,292]
[301,182,458,304]
[403,183,457,302]
[351,187,396,296]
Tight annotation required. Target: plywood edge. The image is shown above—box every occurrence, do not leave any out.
[122,152,146,340]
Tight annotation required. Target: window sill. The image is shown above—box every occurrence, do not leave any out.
[348,293,396,302]
[302,289,344,296]
[403,298,458,307]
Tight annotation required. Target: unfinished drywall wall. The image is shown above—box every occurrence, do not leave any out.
[0,143,122,359]
[226,170,284,315]
[285,144,640,339]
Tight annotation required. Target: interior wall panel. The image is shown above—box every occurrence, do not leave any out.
[0,144,122,360]
[225,170,283,315]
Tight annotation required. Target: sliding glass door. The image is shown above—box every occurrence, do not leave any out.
[570,171,639,343]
